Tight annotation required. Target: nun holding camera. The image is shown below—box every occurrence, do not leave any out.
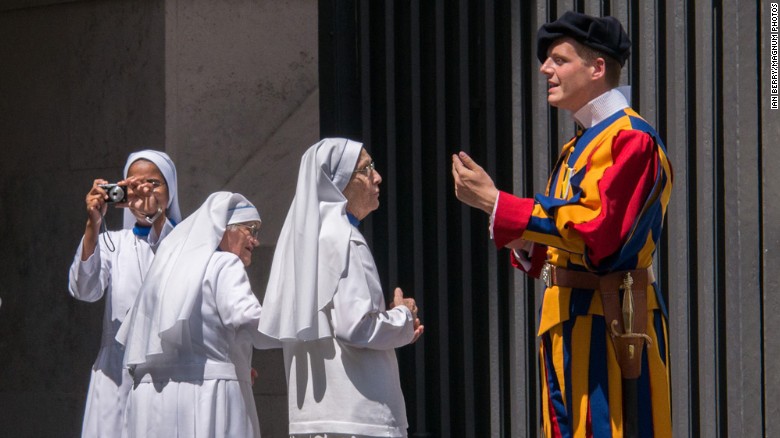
[67,149,181,438]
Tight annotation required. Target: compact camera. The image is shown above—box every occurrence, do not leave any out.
[99,183,128,204]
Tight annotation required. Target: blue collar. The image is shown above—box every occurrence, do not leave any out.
[132,218,177,237]
[347,212,361,227]
[132,224,152,236]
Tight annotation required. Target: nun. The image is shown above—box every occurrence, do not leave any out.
[258,138,424,437]
[68,149,182,438]
[117,191,270,438]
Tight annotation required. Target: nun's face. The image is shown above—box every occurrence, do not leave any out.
[343,149,382,220]
[126,159,169,224]
[219,221,261,267]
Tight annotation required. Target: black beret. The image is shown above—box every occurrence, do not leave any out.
[537,11,631,66]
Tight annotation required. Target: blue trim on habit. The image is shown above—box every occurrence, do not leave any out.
[347,213,361,227]
[228,205,254,211]
[132,224,151,236]
[133,216,177,236]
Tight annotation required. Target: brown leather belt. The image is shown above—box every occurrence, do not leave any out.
[540,262,656,379]
[540,263,656,290]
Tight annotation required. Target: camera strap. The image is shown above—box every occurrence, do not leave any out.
[100,211,116,252]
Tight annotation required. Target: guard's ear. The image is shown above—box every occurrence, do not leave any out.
[591,57,607,81]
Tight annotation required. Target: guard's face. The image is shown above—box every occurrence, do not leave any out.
[343,149,382,221]
[219,221,261,267]
[539,38,597,112]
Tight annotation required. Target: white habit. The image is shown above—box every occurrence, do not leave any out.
[118,192,269,438]
[284,226,414,437]
[123,252,266,438]
[258,139,416,437]
[68,149,180,438]
[69,225,173,437]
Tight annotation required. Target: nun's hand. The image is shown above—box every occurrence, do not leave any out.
[410,319,424,344]
[119,175,159,215]
[86,179,110,226]
[82,179,110,261]
[390,287,425,344]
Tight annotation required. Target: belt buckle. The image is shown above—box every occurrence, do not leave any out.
[541,263,552,288]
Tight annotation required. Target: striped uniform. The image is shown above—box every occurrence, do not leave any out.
[493,107,673,437]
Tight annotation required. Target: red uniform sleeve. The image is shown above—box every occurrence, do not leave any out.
[492,191,535,248]
[571,129,658,266]
[509,242,548,278]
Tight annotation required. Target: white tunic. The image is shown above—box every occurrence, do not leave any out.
[286,228,415,437]
[123,251,268,438]
[68,224,172,438]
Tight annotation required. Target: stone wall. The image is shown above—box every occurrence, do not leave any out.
[0,1,317,436]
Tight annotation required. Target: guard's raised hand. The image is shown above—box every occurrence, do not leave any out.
[451,151,499,214]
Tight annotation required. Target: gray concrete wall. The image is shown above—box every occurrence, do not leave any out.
[0,0,318,436]
[163,2,319,434]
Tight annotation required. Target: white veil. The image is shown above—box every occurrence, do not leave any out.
[257,138,362,343]
[116,192,260,366]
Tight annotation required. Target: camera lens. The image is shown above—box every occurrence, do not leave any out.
[107,186,126,203]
